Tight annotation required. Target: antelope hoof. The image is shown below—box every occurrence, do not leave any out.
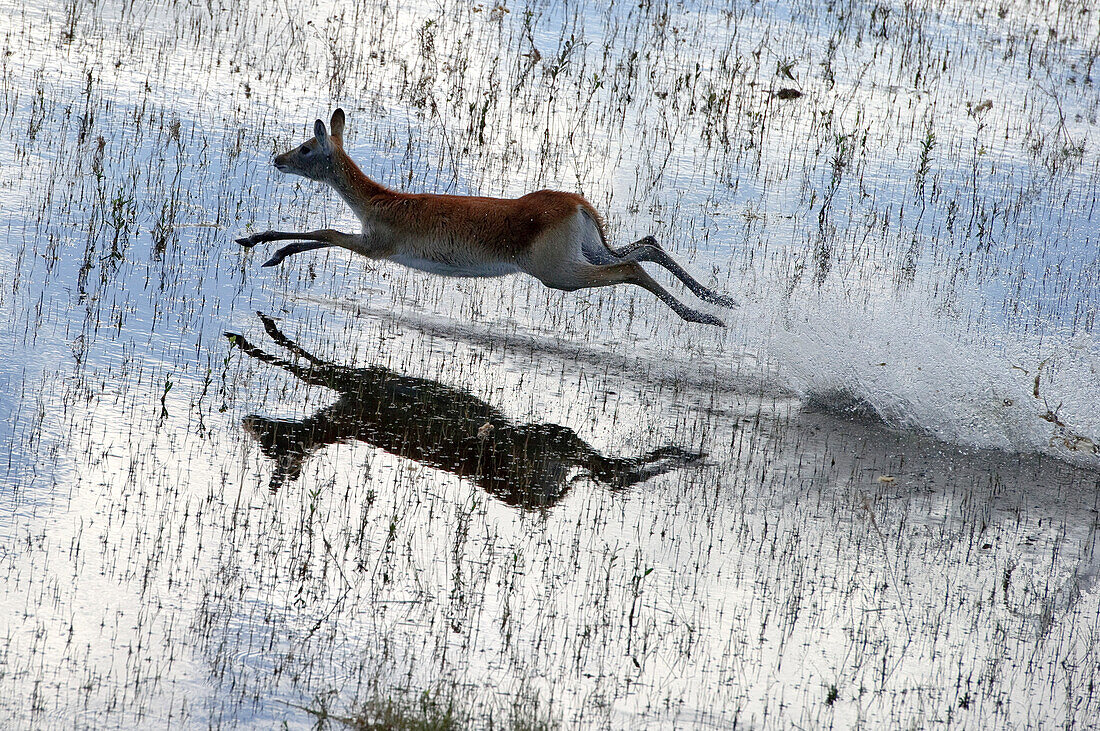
[710,293,738,308]
[236,233,261,248]
[692,312,726,328]
[261,254,284,267]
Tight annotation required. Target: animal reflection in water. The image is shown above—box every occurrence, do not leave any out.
[225,314,703,508]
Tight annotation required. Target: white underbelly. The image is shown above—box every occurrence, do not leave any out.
[388,254,521,278]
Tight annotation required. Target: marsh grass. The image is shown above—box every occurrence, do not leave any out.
[297,682,558,731]
[0,0,1098,727]
[303,689,465,731]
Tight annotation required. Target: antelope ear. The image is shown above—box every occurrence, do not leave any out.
[314,119,333,154]
[329,109,345,143]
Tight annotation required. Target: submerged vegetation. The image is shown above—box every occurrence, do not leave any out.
[298,681,558,730]
[1,0,1098,727]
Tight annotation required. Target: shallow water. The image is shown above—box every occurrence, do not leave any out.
[1,0,1099,727]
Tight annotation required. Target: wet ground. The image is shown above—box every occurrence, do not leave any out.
[2,0,1099,727]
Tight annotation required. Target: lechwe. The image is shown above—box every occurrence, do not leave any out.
[237,109,736,326]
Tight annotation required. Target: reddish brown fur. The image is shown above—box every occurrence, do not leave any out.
[339,152,603,256]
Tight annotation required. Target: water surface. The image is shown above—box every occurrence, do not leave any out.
[1,0,1098,726]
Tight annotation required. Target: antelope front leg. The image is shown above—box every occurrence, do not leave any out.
[235,228,361,267]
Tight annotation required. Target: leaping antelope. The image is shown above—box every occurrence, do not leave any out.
[237,109,735,326]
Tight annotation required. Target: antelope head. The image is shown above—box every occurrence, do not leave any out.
[272,109,346,183]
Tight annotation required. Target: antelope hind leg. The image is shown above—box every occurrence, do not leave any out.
[611,236,737,308]
[586,261,726,327]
